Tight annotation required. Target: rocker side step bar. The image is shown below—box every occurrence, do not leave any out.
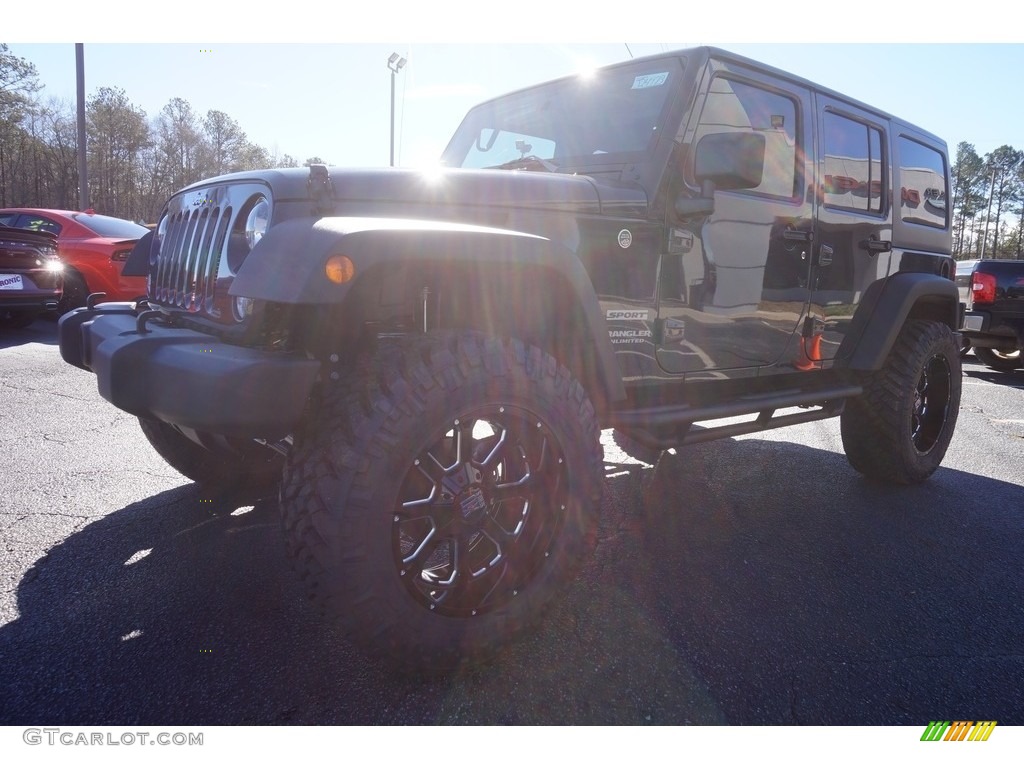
[610,384,863,449]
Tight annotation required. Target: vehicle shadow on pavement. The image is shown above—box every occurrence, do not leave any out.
[0,318,59,350]
[962,366,1024,390]
[1,438,1023,726]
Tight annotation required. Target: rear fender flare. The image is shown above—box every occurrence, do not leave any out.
[837,272,959,370]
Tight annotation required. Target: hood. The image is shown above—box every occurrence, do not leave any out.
[180,166,648,218]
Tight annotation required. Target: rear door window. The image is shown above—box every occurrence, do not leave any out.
[822,111,884,215]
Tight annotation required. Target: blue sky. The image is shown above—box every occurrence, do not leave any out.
[6,4,1021,169]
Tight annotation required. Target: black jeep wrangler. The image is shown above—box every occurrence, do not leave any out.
[59,47,961,670]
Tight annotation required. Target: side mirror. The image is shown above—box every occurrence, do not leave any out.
[675,132,766,219]
[694,132,765,190]
[121,229,154,277]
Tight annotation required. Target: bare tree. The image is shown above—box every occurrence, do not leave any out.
[204,109,247,175]
[86,86,150,218]
[155,97,207,193]
[0,43,40,207]
[36,98,79,209]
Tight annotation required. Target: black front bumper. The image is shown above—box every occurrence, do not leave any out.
[59,304,320,440]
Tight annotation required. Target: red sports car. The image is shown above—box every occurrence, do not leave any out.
[0,208,149,312]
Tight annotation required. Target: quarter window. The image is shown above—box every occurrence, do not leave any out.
[898,137,948,229]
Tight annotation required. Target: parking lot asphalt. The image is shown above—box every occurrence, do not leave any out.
[1,319,1022,725]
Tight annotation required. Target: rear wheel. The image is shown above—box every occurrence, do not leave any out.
[138,417,283,495]
[57,270,89,314]
[841,320,961,484]
[280,332,603,672]
[973,347,1023,372]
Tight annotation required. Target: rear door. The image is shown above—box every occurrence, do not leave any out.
[811,100,893,360]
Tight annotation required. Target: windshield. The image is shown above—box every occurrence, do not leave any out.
[442,58,682,170]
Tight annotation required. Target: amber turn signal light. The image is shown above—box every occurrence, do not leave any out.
[325,255,356,284]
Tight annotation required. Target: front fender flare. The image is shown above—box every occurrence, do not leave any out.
[230,216,625,403]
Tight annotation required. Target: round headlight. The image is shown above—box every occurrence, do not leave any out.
[245,197,271,249]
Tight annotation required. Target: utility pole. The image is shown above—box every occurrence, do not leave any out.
[75,44,88,211]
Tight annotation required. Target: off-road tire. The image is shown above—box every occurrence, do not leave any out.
[973,347,1023,372]
[138,417,284,495]
[841,319,961,484]
[280,332,603,672]
[611,428,663,466]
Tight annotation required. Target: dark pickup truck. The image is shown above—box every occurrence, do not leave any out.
[960,259,1024,371]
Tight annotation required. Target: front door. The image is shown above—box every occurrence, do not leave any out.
[656,61,815,377]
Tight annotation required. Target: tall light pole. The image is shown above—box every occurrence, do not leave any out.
[75,44,88,211]
[387,53,407,167]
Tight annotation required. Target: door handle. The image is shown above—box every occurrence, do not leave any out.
[859,236,892,254]
[783,228,813,243]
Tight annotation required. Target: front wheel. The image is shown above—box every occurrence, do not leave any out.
[280,333,603,672]
[841,320,961,484]
[973,347,1023,372]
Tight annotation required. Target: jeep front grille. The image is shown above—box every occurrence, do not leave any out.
[152,204,232,313]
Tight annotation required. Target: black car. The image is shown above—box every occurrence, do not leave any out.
[0,225,63,329]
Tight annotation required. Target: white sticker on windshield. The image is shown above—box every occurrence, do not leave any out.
[632,72,668,89]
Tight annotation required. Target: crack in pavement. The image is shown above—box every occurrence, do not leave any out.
[0,381,97,402]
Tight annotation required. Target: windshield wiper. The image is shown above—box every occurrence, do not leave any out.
[488,155,559,172]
